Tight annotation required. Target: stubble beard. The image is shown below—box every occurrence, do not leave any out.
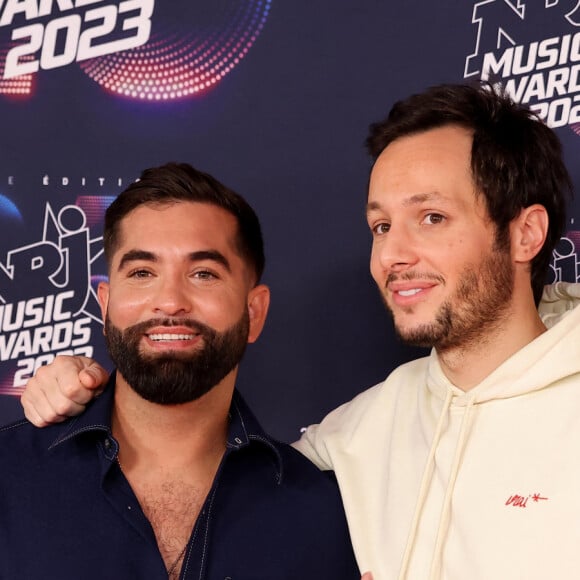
[104,311,250,405]
[385,244,514,352]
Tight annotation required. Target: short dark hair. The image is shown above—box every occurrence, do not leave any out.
[103,162,265,283]
[366,82,573,305]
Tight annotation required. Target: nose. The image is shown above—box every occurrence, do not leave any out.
[152,274,193,317]
[371,224,419,279]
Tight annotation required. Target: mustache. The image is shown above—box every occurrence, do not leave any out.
[386,271,446,285]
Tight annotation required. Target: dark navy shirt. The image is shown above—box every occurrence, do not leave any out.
[0,377,359,579]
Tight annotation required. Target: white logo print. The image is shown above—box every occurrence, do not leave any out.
[0,203,102,392]
[465,0,580,127]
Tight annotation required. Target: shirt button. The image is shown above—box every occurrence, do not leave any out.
[234,437,242,445]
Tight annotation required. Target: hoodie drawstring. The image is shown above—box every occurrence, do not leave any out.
[397,387,453,580]
[428,392,477,579]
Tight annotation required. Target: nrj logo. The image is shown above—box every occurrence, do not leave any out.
[550,231,580,282]
[465,0,580,128]
[0,0,272,101]
[0,202,104,394]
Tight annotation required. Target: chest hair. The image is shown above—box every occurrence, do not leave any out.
[133,478,211,577]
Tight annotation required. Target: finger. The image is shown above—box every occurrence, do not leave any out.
[21,355,101,425]
[26,357,90,413]
[21,381,78,426]
[56,375,98,406]
[78,360,110,392]
[361,573,374,580]
[21,386,52,427]
[45,385,88,418]
[48,356,105,406]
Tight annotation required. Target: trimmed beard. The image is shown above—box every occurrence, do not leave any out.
[104,311,249,405]
[386,242,514,352]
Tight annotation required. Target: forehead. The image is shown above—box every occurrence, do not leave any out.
[114,201,239,256]
[368,125,478,210]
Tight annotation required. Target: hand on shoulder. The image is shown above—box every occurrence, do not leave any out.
[21,355,109,427]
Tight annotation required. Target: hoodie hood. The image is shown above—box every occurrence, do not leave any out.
[424,282,580,406]
[539,281,580,327]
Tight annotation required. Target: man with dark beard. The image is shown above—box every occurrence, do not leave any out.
[20,84,580,580]
[0,163,360,579]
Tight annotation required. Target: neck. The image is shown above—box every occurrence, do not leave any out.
[111,371,235,472]
[437,296,547,391]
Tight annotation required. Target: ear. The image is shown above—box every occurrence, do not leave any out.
[510,204,549,264]
[97,281,110,332]
[246,284,270,344]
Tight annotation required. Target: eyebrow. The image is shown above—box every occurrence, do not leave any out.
[117,249,231,272]
[366,192,445,214]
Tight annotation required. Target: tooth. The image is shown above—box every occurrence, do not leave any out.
[149,333,193,341]
[399,289,421,297]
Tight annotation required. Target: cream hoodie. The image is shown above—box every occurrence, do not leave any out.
[294,283,580,580]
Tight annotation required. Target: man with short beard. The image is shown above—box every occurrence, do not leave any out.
[0,163,360,579]
[296,83,580,579]
[20,84,580,580]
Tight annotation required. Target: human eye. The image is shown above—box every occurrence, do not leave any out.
[128,268,153,279]
[421,212,446,225]
[192,269,219,282]
[371,222,390,235]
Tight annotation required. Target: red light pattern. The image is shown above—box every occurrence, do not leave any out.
[79,0,271,101]
[0,47,33,96]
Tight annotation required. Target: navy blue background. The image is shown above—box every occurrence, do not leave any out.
[0,1,578,441]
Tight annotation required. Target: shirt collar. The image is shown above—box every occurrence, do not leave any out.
[47,374,115,450]
[48,373,284,481]
[227,388,284,482]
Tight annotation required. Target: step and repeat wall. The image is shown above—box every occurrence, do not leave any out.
[0,1,579,441]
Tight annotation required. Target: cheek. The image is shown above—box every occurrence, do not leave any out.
[105,288,149,324]
[369,248,384,285]
[192,291,247,327]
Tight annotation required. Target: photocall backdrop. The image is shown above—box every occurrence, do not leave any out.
[0,0,579,441]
